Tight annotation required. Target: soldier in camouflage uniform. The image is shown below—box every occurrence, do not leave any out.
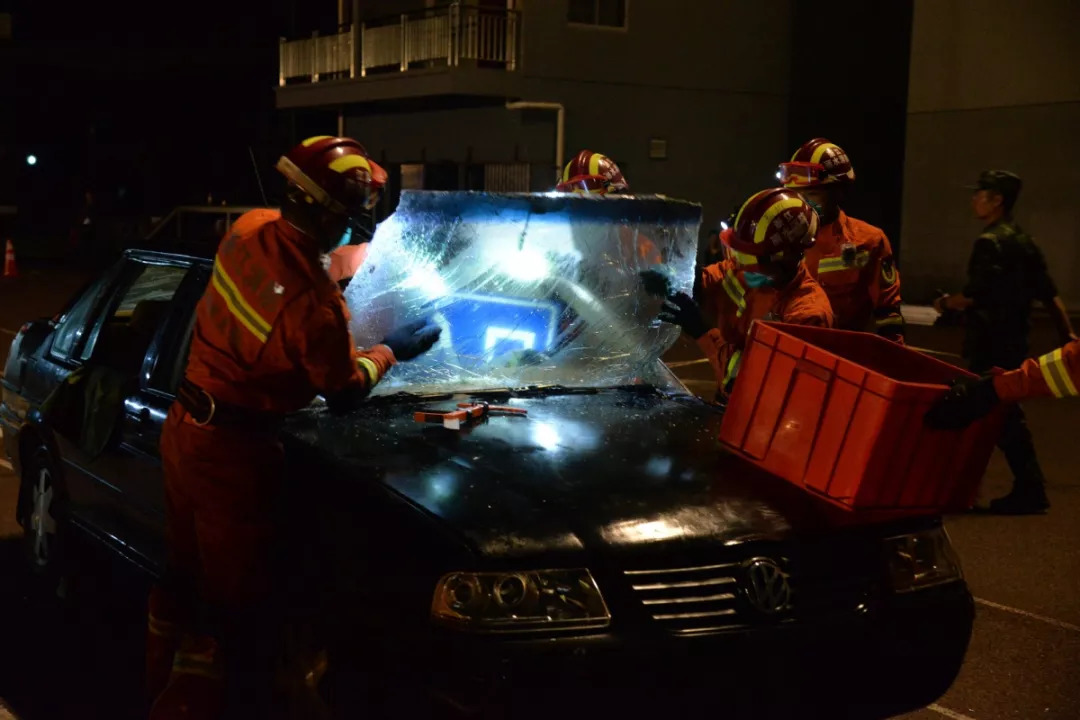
[935,170,1077,514]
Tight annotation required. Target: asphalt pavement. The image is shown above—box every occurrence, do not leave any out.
[0,267,1078,718]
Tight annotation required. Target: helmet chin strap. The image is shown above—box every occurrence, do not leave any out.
[282,189,342,253]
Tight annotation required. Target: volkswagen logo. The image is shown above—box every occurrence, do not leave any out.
[742,557,792,615]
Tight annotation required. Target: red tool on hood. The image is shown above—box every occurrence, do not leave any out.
[414,402,528,430]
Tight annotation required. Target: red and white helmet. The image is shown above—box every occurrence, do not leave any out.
[777,138,856,188]
[722,188,818,267]
[555,150,629,194]
[276,135,388,217]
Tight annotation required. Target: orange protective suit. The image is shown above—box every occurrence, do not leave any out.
[993,338,1080,403]
[804,211,903,340]
[327,242,369,284]
[696,259,834,390]
[149,209,395,715]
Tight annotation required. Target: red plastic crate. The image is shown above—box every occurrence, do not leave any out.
[718,321,1006,513]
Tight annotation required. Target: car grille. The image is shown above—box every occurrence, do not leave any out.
[623,561,756,636]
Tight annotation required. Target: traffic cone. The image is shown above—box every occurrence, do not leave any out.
[2,239,17,279]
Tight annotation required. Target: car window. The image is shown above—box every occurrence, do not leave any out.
[148,292,197,395]
[343,191,701,395]
[147,265,208,395]
[80,263,189,367]
[50,273,114,360]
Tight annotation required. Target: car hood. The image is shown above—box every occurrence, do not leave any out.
[283,388,909,561]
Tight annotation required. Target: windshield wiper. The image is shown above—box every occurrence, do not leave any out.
[361,390,457,405]
[355,383,673,405]
[464,385,599,399]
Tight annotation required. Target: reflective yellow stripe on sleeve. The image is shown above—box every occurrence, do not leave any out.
[722,270,747,317]
[1038,348,1079,398]
[357,357,381,386]
[724,350,742,387]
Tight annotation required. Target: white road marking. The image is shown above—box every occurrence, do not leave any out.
[928,702,977,720]
[665,358,709,368]
[909,345,963,362]
[974,597,1080,632]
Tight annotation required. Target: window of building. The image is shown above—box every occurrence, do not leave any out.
[567,0,627,29]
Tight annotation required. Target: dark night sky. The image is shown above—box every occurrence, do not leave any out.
[10,0,338,230]
[6,1,913,255]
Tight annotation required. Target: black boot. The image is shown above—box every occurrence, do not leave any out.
[988,485,1049,515]
[989,404,1050,515]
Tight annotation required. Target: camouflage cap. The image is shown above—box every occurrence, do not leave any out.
[967,170,1022,207]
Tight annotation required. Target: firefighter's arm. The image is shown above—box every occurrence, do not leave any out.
[685,260,737,383]
[695,260,734,329]
[695,329,731,389]
[993,338,1080,403]
[297,294,396,413]
[868,235,905,341]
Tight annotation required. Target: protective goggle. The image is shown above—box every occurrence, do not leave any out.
[776,161,828,187]
[555,175,619,195]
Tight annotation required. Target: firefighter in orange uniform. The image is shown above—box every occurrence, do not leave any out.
[556,150,663,264]
[778,138,904,341]
[327,241,369,286]
[147,136,441,718]
[927,338,1080,426]
[644,188,834,396]
[556,149,630,195]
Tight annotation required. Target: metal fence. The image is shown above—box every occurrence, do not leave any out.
[278,30,353,84]
[483,163,531,193]
[279,4,519,85]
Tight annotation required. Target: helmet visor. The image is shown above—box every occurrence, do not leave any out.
[777,161,827,188]
[555,175,614,194]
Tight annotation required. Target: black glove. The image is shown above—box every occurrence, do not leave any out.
[639,268,673,297]
[658,292,709,340]
[381,318,442,361]
[924,375,1000,430]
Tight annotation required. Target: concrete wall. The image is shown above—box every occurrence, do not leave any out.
[346,0,793,230]
[901,0,1080,306]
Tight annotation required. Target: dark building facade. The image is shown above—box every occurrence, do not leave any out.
[276,0,795,234]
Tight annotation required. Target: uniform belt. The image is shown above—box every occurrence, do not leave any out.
[177,379,284,432]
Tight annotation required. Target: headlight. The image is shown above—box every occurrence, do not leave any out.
[431,569,610,632]
[885,527,963,593]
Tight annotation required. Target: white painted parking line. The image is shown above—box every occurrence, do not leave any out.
[665,358,709,368]
[928,702,977,720]
[974,597,1080,633]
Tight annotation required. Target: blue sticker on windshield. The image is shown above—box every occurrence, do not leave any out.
[436,293,560,359]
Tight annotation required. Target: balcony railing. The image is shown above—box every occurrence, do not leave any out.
[279,4,519,86]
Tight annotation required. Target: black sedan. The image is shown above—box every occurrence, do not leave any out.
[2,202,973,718]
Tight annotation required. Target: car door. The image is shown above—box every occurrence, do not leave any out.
[58,258,195,565]
[42,260,135,522]
[108,263,209,567]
